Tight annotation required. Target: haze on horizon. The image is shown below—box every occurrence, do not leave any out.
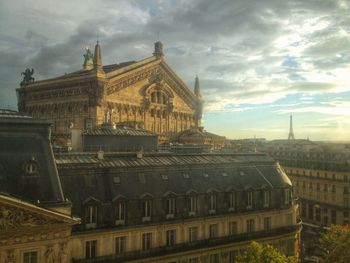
[0,0,349,141]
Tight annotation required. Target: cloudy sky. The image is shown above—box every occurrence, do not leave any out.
[0,0,349,140]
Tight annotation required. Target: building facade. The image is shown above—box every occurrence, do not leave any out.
[262,139,350,259]
[17,42,203,144]
[55,152,301,262]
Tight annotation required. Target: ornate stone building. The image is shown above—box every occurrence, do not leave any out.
[16,42,203,144]
[261,139,350,260]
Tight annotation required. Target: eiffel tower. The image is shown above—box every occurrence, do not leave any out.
[288,115,295,140]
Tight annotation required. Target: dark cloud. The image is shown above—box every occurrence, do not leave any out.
[0,0,349,111]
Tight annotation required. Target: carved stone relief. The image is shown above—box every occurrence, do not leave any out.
[0,205,59,230]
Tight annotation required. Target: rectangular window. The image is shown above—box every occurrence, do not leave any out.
[308,204,314,220]
[246,219,255,233]
[343,211,349,225]
[332,185,336,193]
[115,236,126,254]
[229,251,238,263]
[209,194,217,213]
[189,196,197,215]
[331,210,337,224]
[142,200,152,219]
[324,214,328,225]
[210,254,220,263]
[85,240,97,259]
[229,192,236,211]
[263,191,270,208]
[284,188,291,205]
[344,187,349,194]
[264,217,271,230]
[166,198,176,217]
[189,226,198,242]
[142,233,152,250]
[23,252,37,263]
[209,224,218,239]
[166,229,176,246]
[324,184,328,192]
[247,192,253,209]
[229,221,237,235]
[315,207,321,221]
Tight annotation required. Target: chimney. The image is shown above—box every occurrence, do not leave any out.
[97,149,104,160]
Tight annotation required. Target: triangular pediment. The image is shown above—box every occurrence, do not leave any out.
[0,194,79,233]
[105,57,197,108]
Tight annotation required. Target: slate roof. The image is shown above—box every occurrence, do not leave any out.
[84,126,157,137]
[56,153,292,202]
[0,112,65,204]
[178,128,225,139]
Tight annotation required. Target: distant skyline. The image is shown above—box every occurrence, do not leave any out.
[0,0,349,140]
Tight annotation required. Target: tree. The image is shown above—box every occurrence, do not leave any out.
[319,224,350,263]
[236,241,297,263]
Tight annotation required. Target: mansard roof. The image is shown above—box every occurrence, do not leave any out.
[0,112,66,204]
[56,152,292,208]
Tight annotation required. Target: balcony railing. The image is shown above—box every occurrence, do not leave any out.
[73,222,302,263]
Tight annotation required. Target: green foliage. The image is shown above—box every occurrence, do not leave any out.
[319,225,350,263]
[236,241,297,263]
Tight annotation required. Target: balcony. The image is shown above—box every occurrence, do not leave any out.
[72,222,302,263]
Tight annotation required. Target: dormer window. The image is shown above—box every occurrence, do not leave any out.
[166,198,176,219]
[115,202,126,225]
[142,199,152,222]
[228,192,236,212]
[209,194,217,214]
[188,195,197,216]
[263,191,270,208]
[86,205,97,229]
[246,191,253,209]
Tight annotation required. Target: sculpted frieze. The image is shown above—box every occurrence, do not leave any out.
[107,66,159,94]
[0,205,59,231]
[107,65,196,108]
[26,86,88,101]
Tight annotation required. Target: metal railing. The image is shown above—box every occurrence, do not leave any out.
[73,222,302,263]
